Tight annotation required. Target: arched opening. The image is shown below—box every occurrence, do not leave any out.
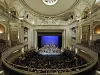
[81,7,90,19]
[0,24,5,34]
[94,25,100,34]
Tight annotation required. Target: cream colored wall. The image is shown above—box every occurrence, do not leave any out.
[0,33,7,40]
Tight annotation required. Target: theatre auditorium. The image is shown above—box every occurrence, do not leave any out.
[0,0,100,75]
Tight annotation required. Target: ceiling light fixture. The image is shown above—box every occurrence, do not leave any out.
[42,0,58,5]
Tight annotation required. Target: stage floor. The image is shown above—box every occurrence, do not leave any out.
[39,52,62,55]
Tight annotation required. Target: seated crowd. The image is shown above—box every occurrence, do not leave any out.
[12,49,87,73]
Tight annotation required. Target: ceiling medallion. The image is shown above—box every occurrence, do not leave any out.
[42,0,58,5]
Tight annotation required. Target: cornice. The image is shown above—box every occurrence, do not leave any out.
[23,24,72,30]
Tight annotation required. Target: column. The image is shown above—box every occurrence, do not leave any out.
[7,22,11,47]
[78,25,82,43]
[90,24,93,41]
[65,29,68,48]
[20,24,23,42]
[20,26,24,43]
[33,29,37,49]
[69,29,72,48]
[66,28,72,49]
[17,24,20,42]
[28,28,32,50]
[17,20,24,43]
[21,47,25,54]
[7,23,10,41]
[89,23,93,46]
[31,29,34,48]
[62,30,66,48]
[76,26,79,43]
[28,29,37,50]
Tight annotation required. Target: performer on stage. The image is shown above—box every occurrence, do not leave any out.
[39,44,62,55]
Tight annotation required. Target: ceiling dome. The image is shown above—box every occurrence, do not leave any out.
[20,0,79,16]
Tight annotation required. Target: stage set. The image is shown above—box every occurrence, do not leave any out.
[37,32,63,55]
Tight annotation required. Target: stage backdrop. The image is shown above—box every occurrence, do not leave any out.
[41,36,59,47]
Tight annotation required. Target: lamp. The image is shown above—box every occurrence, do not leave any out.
[0,30,3,33]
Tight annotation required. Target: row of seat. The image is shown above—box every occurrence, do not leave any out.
[12,50,87,73]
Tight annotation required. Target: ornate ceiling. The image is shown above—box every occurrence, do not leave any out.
[0,0,97,26]
[20,0,79,16]
[0,0,96,18]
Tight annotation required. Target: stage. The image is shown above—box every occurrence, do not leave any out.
[39,52,62,55]
[38,44,63,55]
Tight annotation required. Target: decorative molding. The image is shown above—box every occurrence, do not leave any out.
[19,0,79,18]
[78,8,100,26]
